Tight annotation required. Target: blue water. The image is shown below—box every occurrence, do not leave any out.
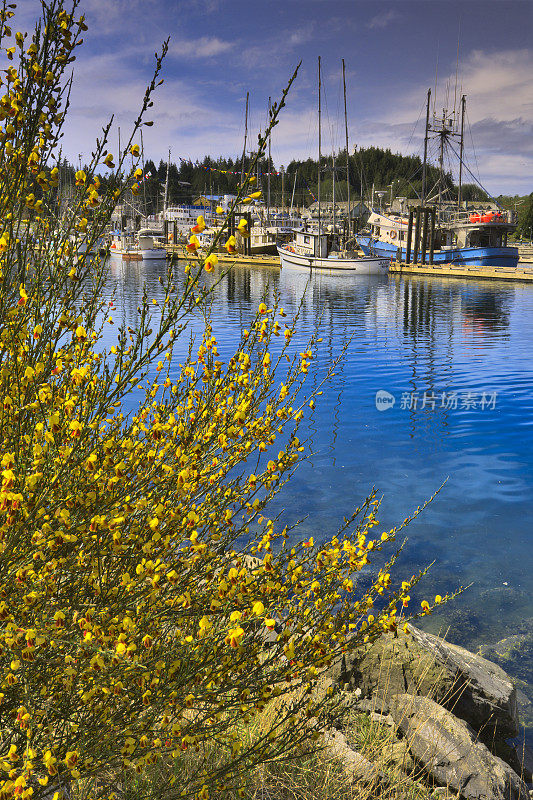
[104,257,533,737]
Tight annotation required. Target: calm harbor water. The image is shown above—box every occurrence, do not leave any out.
[104,257,533,739]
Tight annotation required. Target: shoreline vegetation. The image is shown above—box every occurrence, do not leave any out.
[0,2,530,800]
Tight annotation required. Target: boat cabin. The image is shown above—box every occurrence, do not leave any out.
[291,229,330,258]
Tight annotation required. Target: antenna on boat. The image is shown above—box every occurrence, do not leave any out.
[453,19,461,123]
[342,58,350,245]
[433,44,439,118]
[240,92,249,185]
[318,56,322,235]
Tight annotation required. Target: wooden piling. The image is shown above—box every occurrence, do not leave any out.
[406,208,414,264]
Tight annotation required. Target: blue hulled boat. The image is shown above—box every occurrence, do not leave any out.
[357,208,519,268]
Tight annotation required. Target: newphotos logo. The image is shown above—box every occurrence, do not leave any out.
[375,390,396,411]
[374,389,498,412]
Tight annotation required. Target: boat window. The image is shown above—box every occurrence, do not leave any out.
[304,235,310,244]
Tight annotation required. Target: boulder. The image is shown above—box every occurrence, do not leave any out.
[323,728,384,785]
[344,625,519,738]
[390,694,529,800]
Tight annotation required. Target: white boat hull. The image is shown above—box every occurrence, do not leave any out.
[277,245,389,273]
[109,247,166,260]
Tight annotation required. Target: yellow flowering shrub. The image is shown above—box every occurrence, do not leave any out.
[0,3,452,800]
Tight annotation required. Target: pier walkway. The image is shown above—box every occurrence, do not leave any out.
[390,260,533,282]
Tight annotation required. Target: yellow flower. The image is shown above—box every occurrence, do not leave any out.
[204,254,218,273]
[191,215,206,234]
[104,153,115,168]
[64,751,79,769]
[258,303,267,314]
[216,206,224,214]
[237,218,249,237]
[75,170,86,185]
[186,235,200,253]
[130,144,140,156]
[252,601,265,616]
[224,236,237,254]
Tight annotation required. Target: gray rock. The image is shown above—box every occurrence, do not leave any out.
[344,625,519,738]
[390,694,529,800]
[323,728,384,785]
[408,625,519,738]
[370,710,394,727]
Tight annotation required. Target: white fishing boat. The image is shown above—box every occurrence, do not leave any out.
[280,58,389,275]
[109,228,166,260]
[278,229,389,272]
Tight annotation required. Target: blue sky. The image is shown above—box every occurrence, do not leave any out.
[18,0,533,195]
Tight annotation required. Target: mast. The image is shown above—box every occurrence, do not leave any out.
[163,148,170,216]
[332,154,336,232]
[421,88,431,205]
[437,108,446,215]
[240,92,249,185]
[457,94,466,209]
[318,56,322,234]
[342,58,350,242]
[140,129,147,219]
[290,170,297,215]
[267,97,271,224]
[281,165,285,213]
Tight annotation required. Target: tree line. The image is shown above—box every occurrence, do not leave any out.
[57,146,497,217]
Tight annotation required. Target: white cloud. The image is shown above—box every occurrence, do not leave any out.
[169,36,234,59]
[366,10,400,29]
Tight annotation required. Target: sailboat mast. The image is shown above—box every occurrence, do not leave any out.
[140,128,147,219]
[318,56,322,234]
[163,148,170,216]
[267,97,271,224]
[342,58,350,242]
[457,94,466,209]
[240,92,249,185]
[290,170,297,215]
[332,154,336,232]
[421,88,431,205]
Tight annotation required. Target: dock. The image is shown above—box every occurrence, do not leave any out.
[390,261,533,282]
[165,244,280,268]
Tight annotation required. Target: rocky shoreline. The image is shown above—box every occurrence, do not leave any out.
[324,624,533,798]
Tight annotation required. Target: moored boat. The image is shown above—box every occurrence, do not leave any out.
[278,229,389,273]
[357,92,519,268]
[357,209,519,268]
[109,228,166,260]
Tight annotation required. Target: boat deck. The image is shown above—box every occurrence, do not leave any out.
[390,260,533,282]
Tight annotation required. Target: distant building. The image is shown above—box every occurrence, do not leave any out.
[390,197,498,214]
[304,200,370,223]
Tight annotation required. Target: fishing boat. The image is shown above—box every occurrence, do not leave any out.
[278,229,389,272]
[357,93,518,268]
[280,58,389,274]
[109,228,166,260]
